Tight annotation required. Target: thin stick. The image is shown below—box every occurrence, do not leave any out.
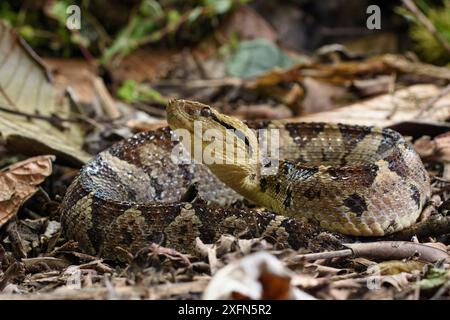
[0,104,107,129]
[156,77,243,88]
[291,249,353,262]
[401,0,450,55]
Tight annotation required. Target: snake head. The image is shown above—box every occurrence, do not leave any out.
[166,99,261,197]
[167,99,213,132]
[167,99,258,159]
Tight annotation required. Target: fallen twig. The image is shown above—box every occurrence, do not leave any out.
[292,241,450,264]
[291,249,353,262]
[388,215,450,241]
[5,222,27,259]
[156,77,243,88]
[0,104,103,130]
[344,241,450,264]
[22,257,70,272]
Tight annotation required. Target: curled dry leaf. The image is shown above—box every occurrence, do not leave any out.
[0,155,55,227]
[203,252,315,300]
[379,273,412,292]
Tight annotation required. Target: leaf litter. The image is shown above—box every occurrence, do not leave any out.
[1,6,450,300]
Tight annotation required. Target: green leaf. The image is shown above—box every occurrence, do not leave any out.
[419,267,449,290]
[225,39,294,79]
[117,80,139,103]
[188,7,203,23]
[46,0,70,25]
[139,0,163,17]
[139,86,165,104]
[168,9,181,24]
[204,0,232,14]
[18,25,35,40]
[214,0,232,14]
[117,80,166,104]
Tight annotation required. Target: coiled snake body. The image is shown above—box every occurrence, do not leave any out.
[60,100,431,258]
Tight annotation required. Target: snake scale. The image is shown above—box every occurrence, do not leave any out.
[60,99,431,259]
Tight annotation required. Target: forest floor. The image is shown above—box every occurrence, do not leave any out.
[1,2,450,300]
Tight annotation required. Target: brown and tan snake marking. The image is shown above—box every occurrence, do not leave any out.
[60,99,431,259]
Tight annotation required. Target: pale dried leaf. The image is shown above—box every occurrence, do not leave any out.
[380,273,412,291]
[291,273,323,289]
[414,136,435,158]
[0,21,89,165]
[0,155,54,227]
[298,84,450,127]
[302,77,348,114]
[350,75,391,97]
[203,252,315,300]
[326,288,353,300]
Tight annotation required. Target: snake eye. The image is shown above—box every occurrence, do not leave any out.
[200,107,212,117]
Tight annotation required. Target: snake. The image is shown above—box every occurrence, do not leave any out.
[60,99,431,259]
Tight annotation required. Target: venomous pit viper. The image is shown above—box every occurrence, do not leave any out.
[60,99,431,258]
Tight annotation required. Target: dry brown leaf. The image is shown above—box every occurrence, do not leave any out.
[414,136,436,159]
[434,132,450,163]
[382,54,450,81]
[222,5,278,42]
[45,58,97,105]
[232,104,293,120]
[413,132,450,164]
[202,252,315,300]
[301,77,348,114]
[0,21,89,165]
[0,155,54,227]
[145,243,192,266]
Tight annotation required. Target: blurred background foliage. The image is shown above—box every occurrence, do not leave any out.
[0,0,249,64]
[396,0,450,64]
[0,0,449,66]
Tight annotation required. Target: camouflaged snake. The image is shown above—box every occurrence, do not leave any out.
[60,99,431,258]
